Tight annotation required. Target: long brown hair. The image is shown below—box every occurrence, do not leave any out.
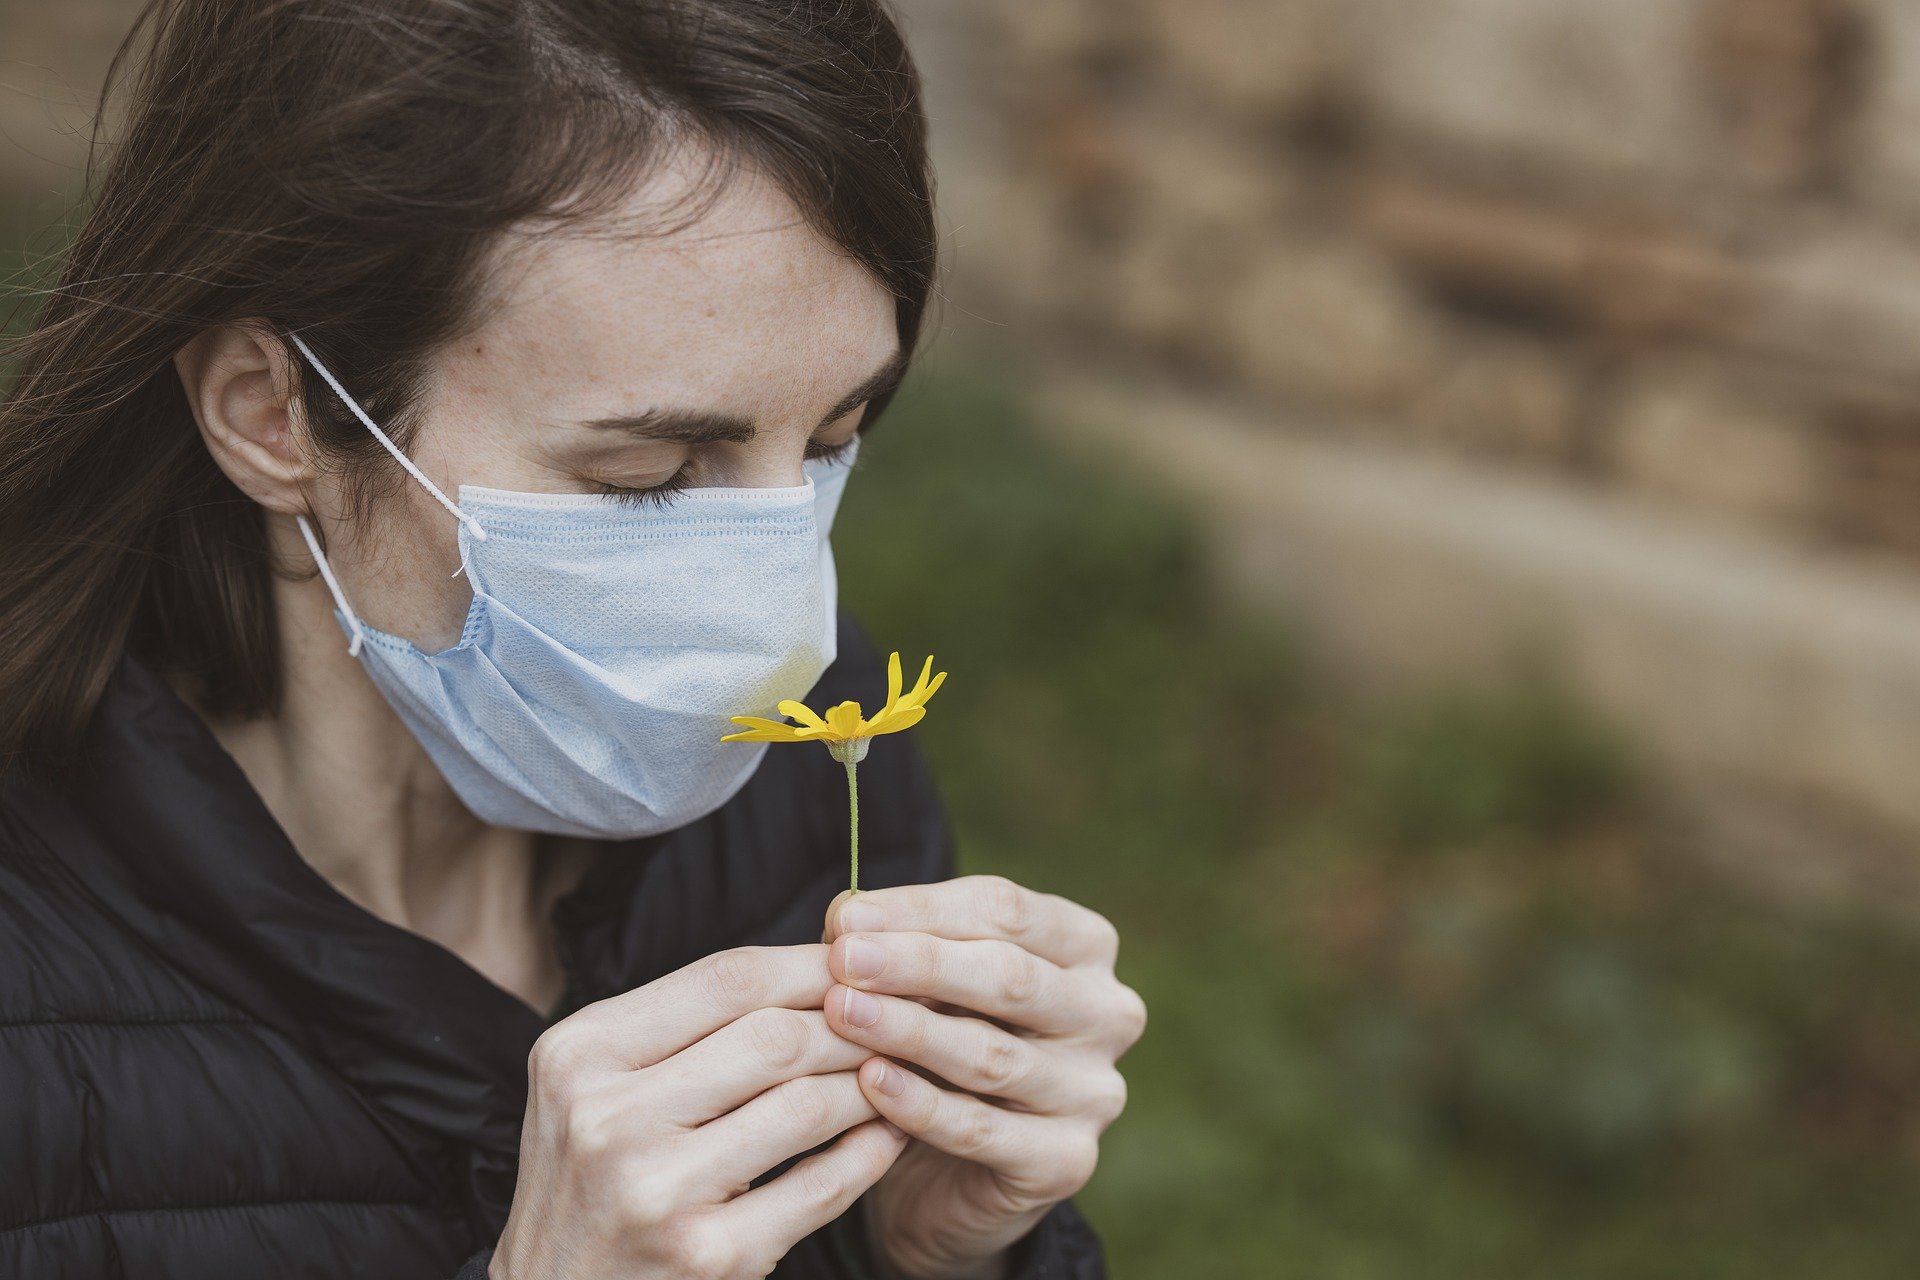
[0,0,937,774]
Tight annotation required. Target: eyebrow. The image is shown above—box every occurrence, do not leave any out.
[574,348,908,443]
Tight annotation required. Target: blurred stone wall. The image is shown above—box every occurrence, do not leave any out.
[903,0,1920,557]
[896,0,1920,889]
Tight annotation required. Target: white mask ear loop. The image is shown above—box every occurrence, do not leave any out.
[295,514,368,657]
[285,331,487,547]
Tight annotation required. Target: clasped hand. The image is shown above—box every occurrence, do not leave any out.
[819,874,1146,1280]
[489,875,1143,1280]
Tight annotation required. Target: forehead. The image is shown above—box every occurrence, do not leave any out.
[451,142,898,413]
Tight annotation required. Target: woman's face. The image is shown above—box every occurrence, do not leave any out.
[300,148,902,654]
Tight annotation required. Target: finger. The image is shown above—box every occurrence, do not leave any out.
[825,984,1078,1114]
[646,1007,876,1126]
[545,945,834,1072]
[709,1118,907,1268]
[686,1071,886,1202]
[856,1057,1099,1205]
[829,931,1110,1038]
[824,875,1120,969]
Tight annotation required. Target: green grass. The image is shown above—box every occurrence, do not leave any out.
[836,358,1920,1279]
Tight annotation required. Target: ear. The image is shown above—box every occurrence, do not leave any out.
[174,322,313,515]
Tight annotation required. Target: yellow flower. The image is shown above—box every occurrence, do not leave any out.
[720,652,947,764]
[722,651,947,896]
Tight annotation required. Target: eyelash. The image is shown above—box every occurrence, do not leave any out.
[593,436,859,509]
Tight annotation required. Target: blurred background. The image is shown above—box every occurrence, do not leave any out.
[14,0,1920,1275]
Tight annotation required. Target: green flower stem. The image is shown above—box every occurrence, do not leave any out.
[846,757,860,896]
[826,738,871,895]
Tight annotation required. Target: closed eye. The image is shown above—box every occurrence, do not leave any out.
[805,435,859,465]
[590,466,694,508]
[590,430,859,508]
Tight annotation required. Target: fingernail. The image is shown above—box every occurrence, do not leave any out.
[873,1060,906,1096]
[842,987,882,1027]
[882,1120,906,1140]
[841,900,886,933]
[844,937,885,981]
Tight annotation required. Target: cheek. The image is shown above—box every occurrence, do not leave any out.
[322,408,504,652]
[330,479,475,654]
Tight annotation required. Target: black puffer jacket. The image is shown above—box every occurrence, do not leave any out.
[0,615,1107,1279]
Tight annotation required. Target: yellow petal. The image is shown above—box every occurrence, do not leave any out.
[824,701,867,740]
[726,715,801,734]
[885,651,903,712]
[864,704,926,737]
[895,661,946,711]
[721,727,797,743]
[778,700,831,732]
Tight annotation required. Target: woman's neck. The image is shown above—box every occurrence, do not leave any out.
[193,554,589,1014]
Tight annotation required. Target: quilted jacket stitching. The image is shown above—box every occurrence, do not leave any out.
[1,1196,446,1237]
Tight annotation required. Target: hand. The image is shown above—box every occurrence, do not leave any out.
[491,943,909,1279]
[820,875,1147,1280]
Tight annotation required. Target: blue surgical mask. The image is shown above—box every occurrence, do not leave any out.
[287,333,854,839]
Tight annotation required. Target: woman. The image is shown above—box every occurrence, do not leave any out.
[0,1,1145,1276]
